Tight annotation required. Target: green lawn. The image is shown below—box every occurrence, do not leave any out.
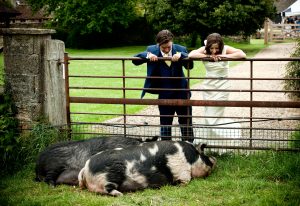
[1,152,299,206]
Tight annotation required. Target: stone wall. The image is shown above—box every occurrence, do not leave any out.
[1,28,67,127]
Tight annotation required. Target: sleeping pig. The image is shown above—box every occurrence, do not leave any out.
[35,135,157,186]
[78,141,216,196]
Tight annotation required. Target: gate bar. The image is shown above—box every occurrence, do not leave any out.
[69,97,300,108]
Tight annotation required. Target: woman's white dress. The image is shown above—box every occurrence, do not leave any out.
[200,46,241,148]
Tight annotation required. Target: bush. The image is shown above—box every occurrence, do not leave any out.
[0,91,69,175]
[289,127,300,149]
[284,38,300,100]
[0,91,19,173]
[17,121,69,164]
[53,17,154,49]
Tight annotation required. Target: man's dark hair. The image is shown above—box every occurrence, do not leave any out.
[155,30,174,46]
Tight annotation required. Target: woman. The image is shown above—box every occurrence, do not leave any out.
[188,33,246,147]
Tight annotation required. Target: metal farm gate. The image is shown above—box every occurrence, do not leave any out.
[62,53,300,152]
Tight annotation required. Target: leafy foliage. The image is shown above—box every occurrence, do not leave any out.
[144,0,276,45]
[27,0,140,34]
[27,0,276,47]
[284,38,300,99]
[0,92,68,175]
[0,91,19,173]
[289,127,300,149]
[17,121,69,164]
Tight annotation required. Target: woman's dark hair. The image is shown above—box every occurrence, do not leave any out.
[156,30,174,46]
[205,33,224,55]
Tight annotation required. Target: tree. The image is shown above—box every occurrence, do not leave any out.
[143,0,276,46]
[26,0,276,47]
[27,0,140,34]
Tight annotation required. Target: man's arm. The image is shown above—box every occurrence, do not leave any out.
[181,47,194,70]
[132,51,148,66]
[132,45,159,66]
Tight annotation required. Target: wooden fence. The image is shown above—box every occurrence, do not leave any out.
[263,19,300,43]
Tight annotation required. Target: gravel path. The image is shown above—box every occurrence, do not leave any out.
[103,42,299,145]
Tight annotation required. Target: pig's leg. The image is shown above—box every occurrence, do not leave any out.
[56,169,80,185]
[44,171,59,186]
[106,183,123,196]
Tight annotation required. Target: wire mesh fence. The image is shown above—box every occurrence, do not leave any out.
[54,122,300,153]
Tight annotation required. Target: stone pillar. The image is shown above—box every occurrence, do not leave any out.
[1,28,67,127]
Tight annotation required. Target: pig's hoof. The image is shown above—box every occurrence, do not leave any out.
[110,189,123,196]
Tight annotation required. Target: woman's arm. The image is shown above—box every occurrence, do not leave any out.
[218,46,246,59]
[188,46,207,58]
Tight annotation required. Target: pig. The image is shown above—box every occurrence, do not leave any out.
[35,135,158,186]
[78,141,216,196]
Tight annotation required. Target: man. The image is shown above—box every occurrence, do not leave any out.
[132,30,194,142]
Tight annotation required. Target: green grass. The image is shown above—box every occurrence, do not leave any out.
[1,152,299,206]
[226,39,269,58]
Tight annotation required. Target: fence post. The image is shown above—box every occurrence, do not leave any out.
[264,18,269,45]
[122,59,127,137]
[64,52,71,126]
[44,39,67,126]
[1,28,67,127]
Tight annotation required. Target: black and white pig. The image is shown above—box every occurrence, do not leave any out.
[35,136,157,186]
[78,141,216,196]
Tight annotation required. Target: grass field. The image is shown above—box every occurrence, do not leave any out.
[1,151,299,206]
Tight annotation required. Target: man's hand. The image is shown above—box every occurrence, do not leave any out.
[172,52,181,62]
[147,52,158,61]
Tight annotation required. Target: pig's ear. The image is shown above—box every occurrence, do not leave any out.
[201,144,207,152]
[195,143,207,153]
[145,136,159,142]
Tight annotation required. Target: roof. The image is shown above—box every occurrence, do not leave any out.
[14,4,49,20]
[274,0,297,13]
[0,2,21,18]
[281,0,300,16]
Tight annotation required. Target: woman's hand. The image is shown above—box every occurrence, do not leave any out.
[209,55,222,62]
